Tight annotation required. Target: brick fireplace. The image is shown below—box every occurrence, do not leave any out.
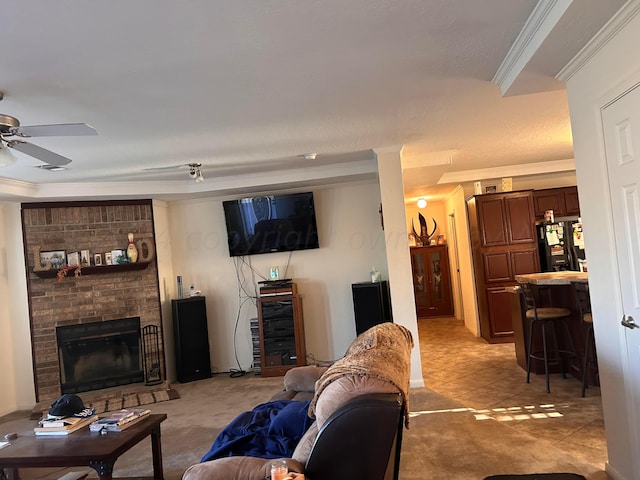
[22,200,164,402]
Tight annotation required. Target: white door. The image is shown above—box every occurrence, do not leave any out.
[602,82,640,478]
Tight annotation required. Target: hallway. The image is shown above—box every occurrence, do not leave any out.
[417,317,607,469]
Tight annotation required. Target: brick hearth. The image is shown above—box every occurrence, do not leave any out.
[22,200,164,402]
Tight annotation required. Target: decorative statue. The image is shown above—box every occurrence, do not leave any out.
[412,213,437,245]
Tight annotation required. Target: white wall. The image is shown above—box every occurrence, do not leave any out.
[0,203,16,416]
[563,6,640,479]
[152,200,177,382]
[0,202,35,415]
[376,147,424,387]
[164,181,392,375]
[444,186,479,335]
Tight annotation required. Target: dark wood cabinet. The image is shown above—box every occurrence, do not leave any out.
[477,196,509,246]
[505,194,538,243]
[257,284,306,377]
[467,191,539,343]
[533,186,580,218]
[564,188,581,216]
[410,245,454,317]
[476,192,536,246]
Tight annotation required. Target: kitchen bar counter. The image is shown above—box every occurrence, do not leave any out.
[511,271,598,386]
[515,271,587,285]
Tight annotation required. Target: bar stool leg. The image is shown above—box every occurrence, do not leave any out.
[548,320,566,379]
[541,320,550,393]
[526,318,536,384]
[561,318,577,380]
[582,325,594,398]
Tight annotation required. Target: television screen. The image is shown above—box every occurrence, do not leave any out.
[222,192,320,257]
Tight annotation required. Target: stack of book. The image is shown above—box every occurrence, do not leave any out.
[89,408,151,433]
[35,412,99,436]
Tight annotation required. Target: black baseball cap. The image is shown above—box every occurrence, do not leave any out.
[49,394,87,417]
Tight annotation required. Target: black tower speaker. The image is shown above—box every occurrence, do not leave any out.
[172,296,212,383]
[351,281,393,335]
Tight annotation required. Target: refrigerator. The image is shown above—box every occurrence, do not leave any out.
[537,217,587,272]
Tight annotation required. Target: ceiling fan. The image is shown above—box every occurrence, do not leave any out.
[0,92,97,168]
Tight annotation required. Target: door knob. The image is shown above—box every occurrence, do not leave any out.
[621,315,639,329]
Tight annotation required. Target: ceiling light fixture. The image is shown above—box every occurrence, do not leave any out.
[304,153,317,160]
[0,140,17,167]
[35,164,68,172]
[188,162,204,182]
[417,197,427,209]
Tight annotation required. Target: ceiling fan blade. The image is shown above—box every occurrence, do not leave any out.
[17,123,97,137]
[143,164,190,171]
[10,142,72,166]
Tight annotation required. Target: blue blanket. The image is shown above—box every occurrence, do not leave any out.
[201,400,313,462]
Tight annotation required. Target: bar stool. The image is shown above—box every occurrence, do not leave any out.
[572,281,598,397]
[519,282,576,393]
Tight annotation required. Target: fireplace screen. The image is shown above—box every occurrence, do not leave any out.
[57,317,144,394]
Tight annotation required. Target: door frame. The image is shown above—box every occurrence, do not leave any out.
[448,211,464,320]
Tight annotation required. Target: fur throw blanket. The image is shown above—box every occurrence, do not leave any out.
[309,322,413,427]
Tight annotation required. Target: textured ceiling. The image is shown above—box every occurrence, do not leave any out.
[0,1,625,201]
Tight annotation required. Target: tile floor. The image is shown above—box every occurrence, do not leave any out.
[417,317,608,469]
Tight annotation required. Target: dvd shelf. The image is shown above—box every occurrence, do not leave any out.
[250,317,261,375]
[257,283,306,377]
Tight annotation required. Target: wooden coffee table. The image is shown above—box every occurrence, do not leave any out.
[0,413,167,480]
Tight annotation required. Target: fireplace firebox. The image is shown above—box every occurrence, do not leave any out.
[57,317,145,394]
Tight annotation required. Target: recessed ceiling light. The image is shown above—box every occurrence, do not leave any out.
[304,153,317,160]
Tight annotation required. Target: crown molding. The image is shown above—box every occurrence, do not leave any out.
[0,177,38,199]
[493,0,572,96]
[557,0,640,82]
[401,150,455,170]
[0,159,378,201]
[437,159,575,184]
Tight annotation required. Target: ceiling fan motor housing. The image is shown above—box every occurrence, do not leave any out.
[0,114,20,134]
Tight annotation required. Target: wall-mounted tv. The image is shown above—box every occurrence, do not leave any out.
[222,191,320,257]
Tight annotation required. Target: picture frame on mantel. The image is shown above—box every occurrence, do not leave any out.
[111,249,125,265]
[40,250,66,269]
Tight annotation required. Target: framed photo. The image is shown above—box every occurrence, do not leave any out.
[80,250,91,267]
[544,210,555,223]
[94,253,103,266]
[40,250,66,269]
[105,252,113,265]
[111,249,125,265]
[67,252,81,267]
[485,185,497,194]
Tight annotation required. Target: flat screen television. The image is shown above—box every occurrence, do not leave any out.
[222,192,319,257]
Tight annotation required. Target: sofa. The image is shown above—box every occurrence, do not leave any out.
[182,322,413,480]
